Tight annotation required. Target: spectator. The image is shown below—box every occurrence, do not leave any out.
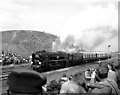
[59,74,69,85]
[7,70,47,95]
[114,63,120,89]
[68,75,73,80]
[47,80,61,94]
[90,69,96,83]
[60,81,86,94]
[32,53,35,64]
[1,50,28,66]
[91,66,120,95]
[85,69,92,81]
[108,63,117,83]
[60,71,86,94]
[99,62,108,68]
[29,55,33,64]
[42,85,47,92]
[73,71,88,91]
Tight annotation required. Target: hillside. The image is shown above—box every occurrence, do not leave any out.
[1,30,58,57]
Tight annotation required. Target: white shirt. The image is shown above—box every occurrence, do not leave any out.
[108,70,117,83]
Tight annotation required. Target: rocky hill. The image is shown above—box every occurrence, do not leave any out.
[1,30,58,57]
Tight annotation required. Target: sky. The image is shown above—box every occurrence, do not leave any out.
[0,0,118,52]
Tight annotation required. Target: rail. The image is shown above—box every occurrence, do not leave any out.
[0,57,115,81]
[0,74,8,80]
[0,63,30,81]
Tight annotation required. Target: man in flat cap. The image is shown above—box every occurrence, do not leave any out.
[7,70,47,95]
[90,66,120,95]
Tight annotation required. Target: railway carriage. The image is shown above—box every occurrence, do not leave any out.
[69,52,83,66]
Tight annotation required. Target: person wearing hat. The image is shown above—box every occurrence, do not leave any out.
[7,70,47,95]
[90,66,120,95]
[59,74,69,85]
[86,66,111,94]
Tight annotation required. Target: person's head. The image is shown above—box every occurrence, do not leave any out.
[99,62,108,68]
[59,77,68,85]
[87,69,90,71]
[47,80,60,93]
[108,62,115,71]
[95,66,109,81]
[72,71,85,86]
[63,74,67,77]
[7,70,47,95]
[68,75,73,80]
[60,81,86,94]
[114,62,120,70]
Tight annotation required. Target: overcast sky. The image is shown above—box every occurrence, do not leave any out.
[0,0,118,52]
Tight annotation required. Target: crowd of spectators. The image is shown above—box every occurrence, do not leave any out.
[1,50,29,66]
[6,60,120,95]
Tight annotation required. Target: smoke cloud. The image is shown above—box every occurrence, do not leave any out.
[56,3,118,51]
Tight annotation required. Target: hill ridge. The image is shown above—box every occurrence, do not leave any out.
[1,30,58,57]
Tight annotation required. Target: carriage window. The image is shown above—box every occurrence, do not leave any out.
[98,54,100,57]
[84,55,86,58]
[91,54,92,57]
[89,54,90,57]
[35,54,39,58]
[83,55,85,58]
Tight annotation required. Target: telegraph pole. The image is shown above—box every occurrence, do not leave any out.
[108,45,111,63]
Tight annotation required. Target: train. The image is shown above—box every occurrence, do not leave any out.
[30,50,111,72]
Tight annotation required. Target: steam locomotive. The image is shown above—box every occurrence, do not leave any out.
[30,50,111,72]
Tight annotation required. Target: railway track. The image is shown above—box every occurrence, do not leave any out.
[0,57,116,81]
[0,73,9,80]
[1,63,31,81]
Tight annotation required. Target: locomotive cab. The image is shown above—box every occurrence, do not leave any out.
[31,52,43,71]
